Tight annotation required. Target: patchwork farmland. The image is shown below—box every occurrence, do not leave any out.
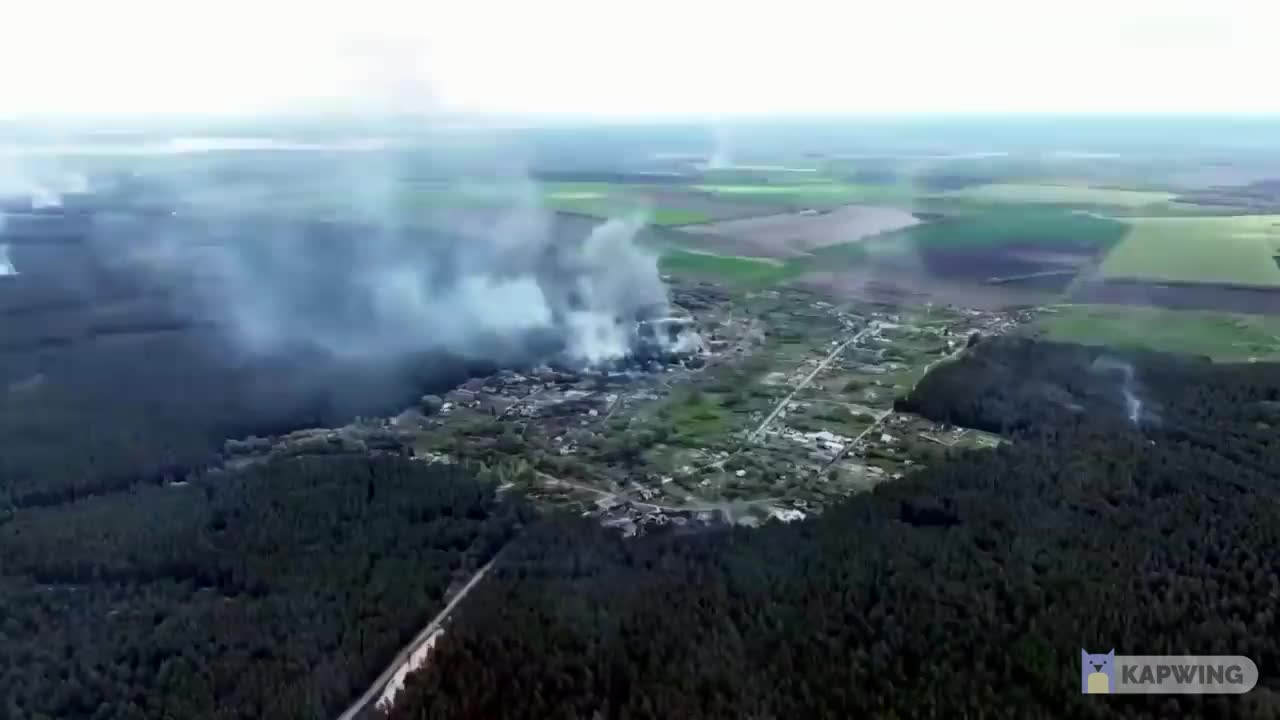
[163,160,1280,327]
[800,208,1129,302]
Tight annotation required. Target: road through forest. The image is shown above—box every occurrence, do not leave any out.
[335,554,500,720]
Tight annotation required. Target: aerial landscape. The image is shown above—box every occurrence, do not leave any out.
[3,2,1280,717]
[2,114,1279,719]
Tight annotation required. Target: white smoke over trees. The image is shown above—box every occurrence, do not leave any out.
[0,234,12,278]
[128,184,669,367]
[1091,355,1148,426]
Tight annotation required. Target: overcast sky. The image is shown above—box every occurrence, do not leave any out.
[1,0,1276,117]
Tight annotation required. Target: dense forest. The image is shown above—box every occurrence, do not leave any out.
[0,455,525,720]
[385,337,1280,719]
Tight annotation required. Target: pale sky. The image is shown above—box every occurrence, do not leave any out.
[1,0,1277,117]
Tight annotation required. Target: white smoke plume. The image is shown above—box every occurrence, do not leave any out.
[0,212,12,276]
[1092,356,1145,426]
[703,125,733,170]
[107,154,670,370]
[0,157,89,208]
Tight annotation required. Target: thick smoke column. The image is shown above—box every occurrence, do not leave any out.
[551,214,669,363]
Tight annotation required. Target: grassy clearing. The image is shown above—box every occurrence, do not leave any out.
[1035,304,1280,361]
[787,409,867,437]
[661,388,736,447]
[943,183,1175,208]
[1099,215,1280,286]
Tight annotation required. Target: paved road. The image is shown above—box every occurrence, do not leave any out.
[335,555,500,720]
[746,322,879,444]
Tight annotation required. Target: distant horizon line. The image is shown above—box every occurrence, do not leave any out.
[5,110,1280,129]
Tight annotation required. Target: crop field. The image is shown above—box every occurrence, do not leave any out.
[1098,215,1280,286]
[1034,304,1280,361]
[680,205,920,258]
[874,208,1130,252]
[1069,278,1280,314]
[693,183,920,208]
[658,250,807,286]
[541,184,631,219]
[540,183,766,225]
[787,207,1138,306]
[941,182,1175,208]
[814,208,1128,282]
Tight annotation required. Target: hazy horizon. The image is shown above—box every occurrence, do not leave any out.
[2,0,1277,118]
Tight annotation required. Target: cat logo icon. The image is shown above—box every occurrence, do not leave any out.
[1082,649,1115,694]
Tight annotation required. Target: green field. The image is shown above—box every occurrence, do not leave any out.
[659,249,807,286]
[811,208,1129,264]
[694,183,918,207]
[646,208,715,225]
[1035,304,1280,361]
[893,208,1130,251]
[943,183,1175,208]
[541,183,714,225]
[661,387,736,447]
[1099,215,1280,286]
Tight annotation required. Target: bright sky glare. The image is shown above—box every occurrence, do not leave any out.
[1,0,1276,117]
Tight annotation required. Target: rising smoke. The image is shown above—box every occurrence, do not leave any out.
[1,39,680,376]
[0,208,7,276]
[703,124,732,170]
[120,181,670,368]
[1091,355,1144,425]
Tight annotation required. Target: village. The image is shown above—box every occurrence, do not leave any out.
[220,280,1025,536]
